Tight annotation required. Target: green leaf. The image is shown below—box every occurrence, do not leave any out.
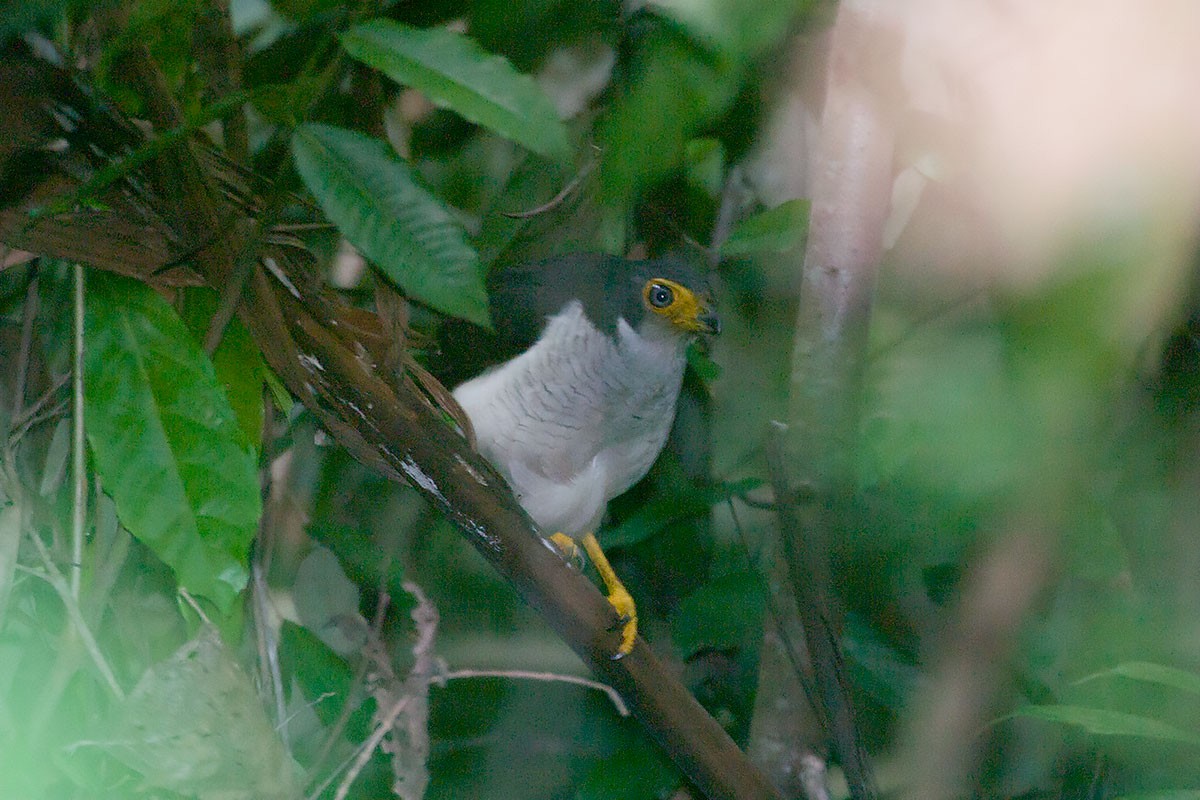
[37,418,71,497]
[272,0,342,21]
[1075,661,1200,697]
[292,546,365,655]
[574,737,679,800]
[281,622,376,738]
[340,19,571,163]
[84,272,261,614]
[687,342,721,382]
[1115,792,1200,800]
[842,614,919,709]
[683,137,725,196]
[104,626,301,798]
[597,24,739,205]
[720,199,810,258]
[602,478,760,549]
[650,0,813,61]
[672,571,764,657]
[0,0,69,43]
[177,287,266,447]
[292,123,489,326]
[600,503,676,549]
[1005,704,1200,747]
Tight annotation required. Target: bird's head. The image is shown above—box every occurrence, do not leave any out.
[640,276,721,337]
[484,253,720,349]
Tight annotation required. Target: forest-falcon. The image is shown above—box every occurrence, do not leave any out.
[452,253,720,656]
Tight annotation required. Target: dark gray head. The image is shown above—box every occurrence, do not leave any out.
[487,253,720,348]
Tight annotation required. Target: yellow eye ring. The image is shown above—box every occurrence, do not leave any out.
[642,278,713,333]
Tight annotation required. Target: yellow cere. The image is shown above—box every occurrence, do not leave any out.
[642,278,708,332]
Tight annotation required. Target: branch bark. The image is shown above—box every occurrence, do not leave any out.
[0,42,780,800]
[774,1,898,796]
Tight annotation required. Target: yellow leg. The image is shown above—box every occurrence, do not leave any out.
[581,532,637,658]
[548,532,578,561]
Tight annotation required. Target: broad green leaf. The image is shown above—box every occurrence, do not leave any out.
[177,287,266,447]
[672,571,764,657]
[1076,661,1200,697]
[85,273,260,614]
[574,738,679,800]
[291,123,490,326]
[292,546,365,655]
[0,0,68,42]
[104,626,301,798]
[37,418,70,496]
[687,343,721,381]
[602,478,760,549]
[843,613,920,709]
[281,622,376,738]
[720,199,810,258]
[597,24,739,204]
[683,137,725,196]
[0,503,18,624]
[1006,705,1200,747]
[340,19,571,163]
[1115,792,1200,800]
[473,153,594,272]
[272,0,342,21]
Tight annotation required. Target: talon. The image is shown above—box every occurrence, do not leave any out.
[606,585,638,659]
[581,532,639,658]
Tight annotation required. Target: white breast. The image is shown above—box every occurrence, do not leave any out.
[452,302,688,536]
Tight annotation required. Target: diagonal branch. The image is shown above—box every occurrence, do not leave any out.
[0,41,780,800]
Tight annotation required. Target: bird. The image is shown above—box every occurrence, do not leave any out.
[451,252,720,657]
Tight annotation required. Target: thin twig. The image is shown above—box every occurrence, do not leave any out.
[442,668,629,717]
[7,399,69,446]
[23,537,123,699]
[278,691,337,731]
[178,586,214,626]
[766,423,875,799]
[271,221,338,233]
[10,271,38,430]
[304,589,390,790]
[7,374,70,438]
[81,495,131,629]
[70,263,86,600]
[732,493,832,800]
[0,463,23,630]
[708,166,745,268]
[305,747,361,800]
[726,498,810,685]
[500,156,598,219]
[251,560,289,749]
[332,695,411,800]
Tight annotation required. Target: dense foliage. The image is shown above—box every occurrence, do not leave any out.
[2,1,1200,799]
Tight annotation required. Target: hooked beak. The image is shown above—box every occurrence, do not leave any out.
[697,310,721,336]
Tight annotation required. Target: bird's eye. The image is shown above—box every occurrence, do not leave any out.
[647,282,674,309]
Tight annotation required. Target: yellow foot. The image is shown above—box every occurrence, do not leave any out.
[581,532,638,659]
[548,532,582,569]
